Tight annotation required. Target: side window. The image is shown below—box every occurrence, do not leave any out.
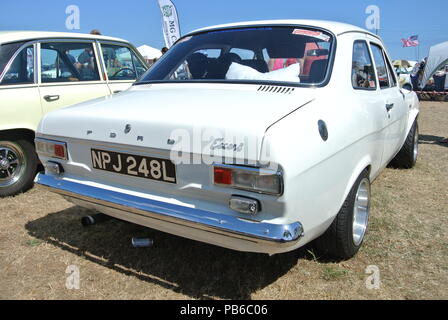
[41,42,100,83]
[101,44,146,80]
[131,52,147,78]
[0,42,26,75]
[384,54,397,87]
[370,43,390,89]
[1,45,34,85]
[352,40,377,89]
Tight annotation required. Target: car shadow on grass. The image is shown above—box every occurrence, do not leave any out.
[25,206,322,299]
[418,134,448,147]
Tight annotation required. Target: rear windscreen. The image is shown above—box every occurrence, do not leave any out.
[137,26,333,86]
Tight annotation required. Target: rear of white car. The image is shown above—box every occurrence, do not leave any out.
[34,20,419,258]
[34,82,313,254]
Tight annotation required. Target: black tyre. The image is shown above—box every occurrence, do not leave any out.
[389,121,419,169]
[0,135,38,197]
[315,170,371,260]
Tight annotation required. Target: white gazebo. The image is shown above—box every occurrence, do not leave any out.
[137,45,162,60]
[422,41,448,88]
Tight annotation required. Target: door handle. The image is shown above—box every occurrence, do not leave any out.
[44,95,60,102]
[113,90,122,94]
[385,103,394,112]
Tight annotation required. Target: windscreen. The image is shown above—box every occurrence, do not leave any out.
[137,26,334,86]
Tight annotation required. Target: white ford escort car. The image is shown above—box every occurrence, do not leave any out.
[35,20,419,259]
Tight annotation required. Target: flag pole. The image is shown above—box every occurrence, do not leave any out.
[417,42,420,61]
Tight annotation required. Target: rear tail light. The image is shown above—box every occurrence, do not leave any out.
[213,164,283,195]
[53,144,66,158]
[35,138,68,160]
[213,167,233,185]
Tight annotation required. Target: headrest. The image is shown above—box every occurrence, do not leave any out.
[187,52,208,64]
[267,41,306,58]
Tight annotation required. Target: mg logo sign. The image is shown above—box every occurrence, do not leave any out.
[162,5,173,17]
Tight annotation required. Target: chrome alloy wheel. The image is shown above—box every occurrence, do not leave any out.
[352,178,371,246]
[0,143,25,188]
[413,126,419,163]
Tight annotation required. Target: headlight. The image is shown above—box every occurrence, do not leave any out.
[35,138,68,160]
[213,164,283,195]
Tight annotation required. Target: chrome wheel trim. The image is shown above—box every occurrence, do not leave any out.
[0,142,25,188]
[413,126,419,163]
[352,178,370,246]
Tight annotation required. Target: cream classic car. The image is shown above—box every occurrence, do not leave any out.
[35,20,419,259]
[0,31,148,197]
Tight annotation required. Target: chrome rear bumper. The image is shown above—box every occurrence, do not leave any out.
[35,173,303,253]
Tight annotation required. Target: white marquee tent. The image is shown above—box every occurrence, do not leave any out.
[422,41,448,88]
[137,45,162,60]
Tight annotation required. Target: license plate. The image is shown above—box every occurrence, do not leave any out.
[91,148,176,184]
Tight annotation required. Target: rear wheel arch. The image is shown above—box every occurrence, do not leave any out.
[315,168,371,259]
[339,157,372,213]
[315,161,371,240]
[0,128,36,145]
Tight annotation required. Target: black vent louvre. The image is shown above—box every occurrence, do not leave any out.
[257,85,295,94]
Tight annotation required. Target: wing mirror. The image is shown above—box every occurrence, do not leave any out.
[401,82,413,91]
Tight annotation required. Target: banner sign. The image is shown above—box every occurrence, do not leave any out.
[157,0,181,48]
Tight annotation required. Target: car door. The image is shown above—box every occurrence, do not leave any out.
[98,42,148,94]
[38,40,110,115]
[350,38,387,174]
[369,40,408,163]
[0,42,42,131]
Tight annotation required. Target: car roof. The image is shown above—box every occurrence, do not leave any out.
[0,31,129,45]
[185,19,377,38]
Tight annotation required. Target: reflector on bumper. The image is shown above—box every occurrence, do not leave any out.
[229,196,260,215]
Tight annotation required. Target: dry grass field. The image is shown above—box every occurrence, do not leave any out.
[0,101,447,300]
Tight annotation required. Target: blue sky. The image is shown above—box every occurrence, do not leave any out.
[1,0,446,61]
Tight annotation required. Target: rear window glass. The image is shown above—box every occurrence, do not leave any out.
[40,42,100,82]
[0,41,26,76]
[1,45,34,85]
[137,26,334,86]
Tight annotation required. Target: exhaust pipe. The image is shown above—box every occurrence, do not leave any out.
[131,237,154,248]
[81,213,112,226]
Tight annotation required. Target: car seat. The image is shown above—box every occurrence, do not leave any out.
[186,52,209,79]
[309,59,328,83]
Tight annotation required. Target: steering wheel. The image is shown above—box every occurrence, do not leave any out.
[111,67,136,78]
